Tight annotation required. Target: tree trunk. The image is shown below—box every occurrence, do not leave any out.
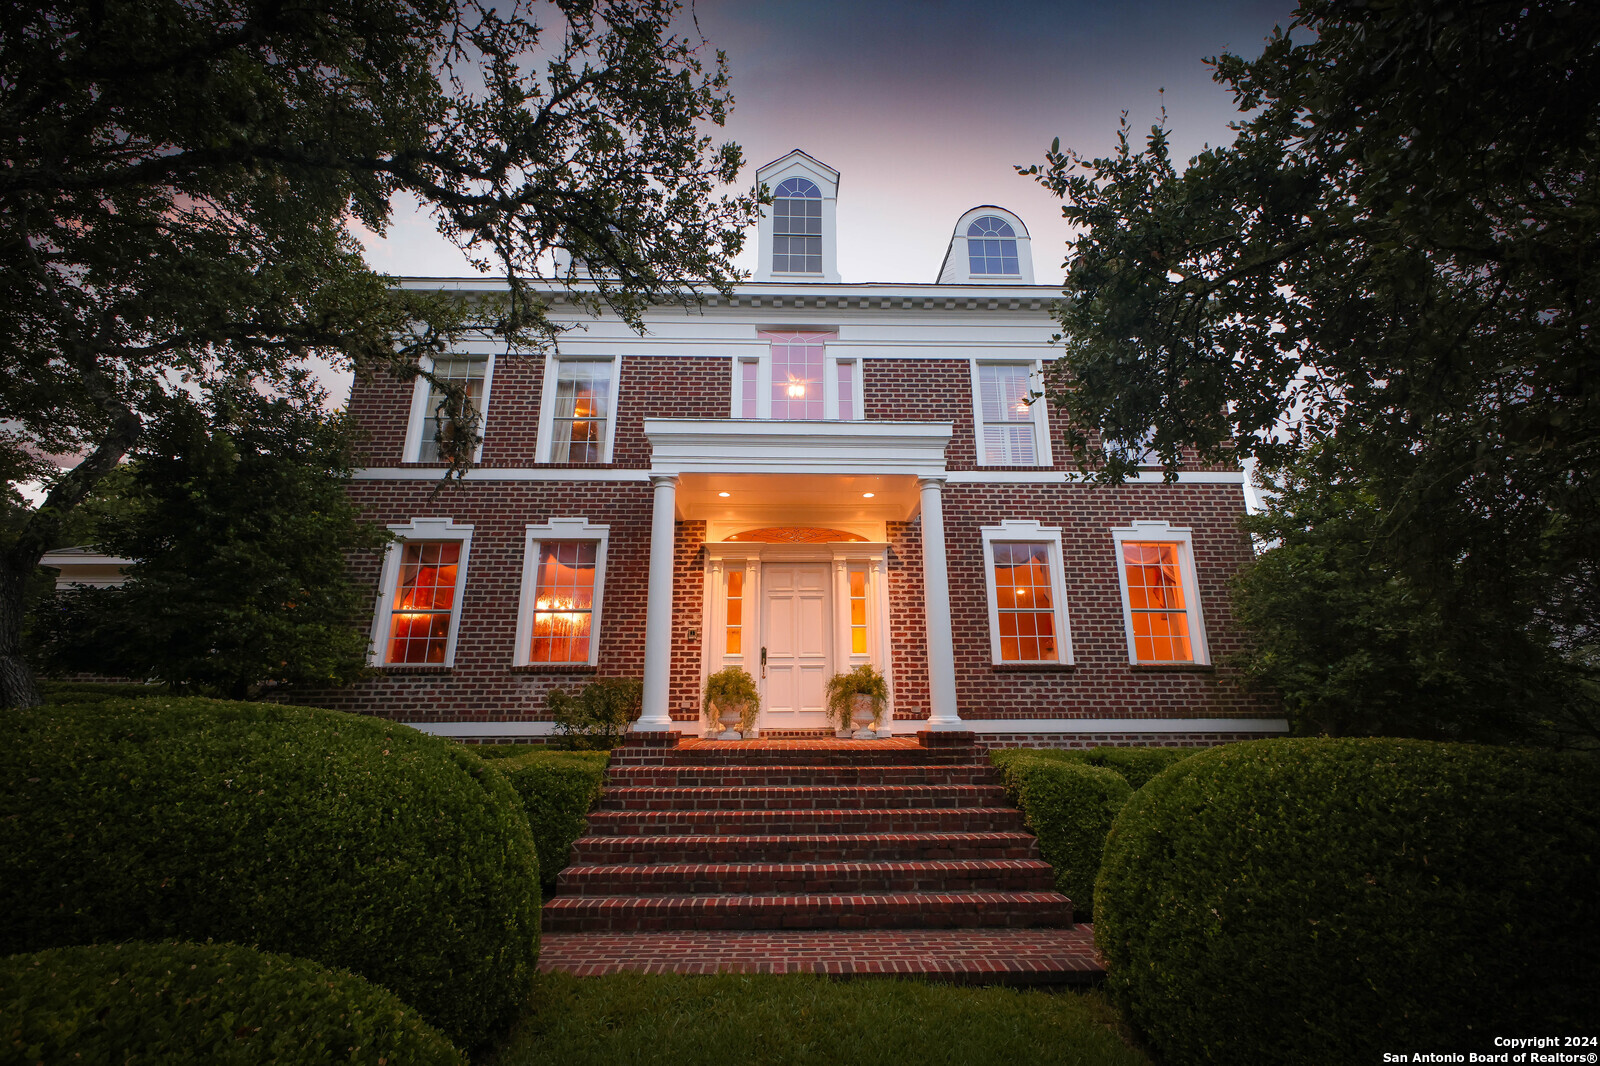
[0,559,43,708]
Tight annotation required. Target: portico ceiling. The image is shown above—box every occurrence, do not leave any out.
[676,472,921,525]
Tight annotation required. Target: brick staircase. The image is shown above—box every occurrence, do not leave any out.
[542,734,1074,935]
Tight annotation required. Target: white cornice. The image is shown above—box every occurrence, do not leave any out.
[392,277,1060,308]
[643,419,952,476]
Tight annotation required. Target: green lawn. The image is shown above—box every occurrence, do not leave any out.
[489,973,1151,1066]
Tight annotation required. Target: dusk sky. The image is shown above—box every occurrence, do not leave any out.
[358,0,1299,285]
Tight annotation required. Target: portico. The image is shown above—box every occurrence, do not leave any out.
[633,419,963,734]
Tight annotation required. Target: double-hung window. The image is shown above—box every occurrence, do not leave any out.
[979,521,1074,666]
[537,357,618,463]
[973,362,1049,466]
[370,518,473,667]
[772,177,823,274]
[406,354,492,463]
[967,216,1021,277]
[735,332,860,420]
[514,519,610,667]
[1110,521,1209,665]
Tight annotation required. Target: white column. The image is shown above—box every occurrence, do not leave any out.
[637,474,679,732]
[918,475,963,730]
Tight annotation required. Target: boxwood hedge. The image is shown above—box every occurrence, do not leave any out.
[990,750,1132,919]
[1,941,464,1065]
[0,698,541,1050]
[1095,738,1600,1066]
[1036,745,1199,789]
[478,747,609,887]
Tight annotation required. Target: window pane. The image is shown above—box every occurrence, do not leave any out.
[836,361,854,421]
[531,541,596,663]
[849,568,867,654]
[552,362,611,463]
[979,365,1038,464]
[1122,542,1193,662]
[741,361,759,418]
[418,356,487,462]
[388,541,461,663]
[992,540,1058,662]
[726,569,743,654]
[770,341,825,419]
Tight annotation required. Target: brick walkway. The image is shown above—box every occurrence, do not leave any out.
[540,927,1105,984]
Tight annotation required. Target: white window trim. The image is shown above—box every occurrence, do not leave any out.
[513,518,611,667]
[970,360,1053,467]
[403,353,495,464]
[1110,520,1211,666]
[535,355,622,464]
[733,335,861,421]
[979,520,1074,666]
[369,517,474,667]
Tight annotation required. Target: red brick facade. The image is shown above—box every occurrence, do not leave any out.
[312,340,1281,737]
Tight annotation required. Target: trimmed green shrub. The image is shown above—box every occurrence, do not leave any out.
[494,748,610,886]
[995,745,1200,790]
[40,679,167,705]
[1,941,464,1064]
[548,678,642,749]
[0,697,541,1051]
[990,750,1132,919]
[1095,738,1600,1066]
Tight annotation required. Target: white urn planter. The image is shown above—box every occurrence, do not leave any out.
[850,694,882,739]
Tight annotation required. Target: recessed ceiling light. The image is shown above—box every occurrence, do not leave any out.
[862,492,875,498]
[718,491,731,497]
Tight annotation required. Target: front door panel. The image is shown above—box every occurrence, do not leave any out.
[761,563,830,727]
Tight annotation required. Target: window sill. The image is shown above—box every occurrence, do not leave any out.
[375,664,453,675]
[990,662,1076,673]
[1129,662,1216,673]
[510,664,599,674]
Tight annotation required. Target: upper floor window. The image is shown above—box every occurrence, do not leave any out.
[537,356,619,463]
[967,216,1020,276]
[973,362,1049,465]
[772,177,822,274]
[370,518,473,667]
[1110,521,1210,666]
[737,332,860,421]
[406,354,492,463]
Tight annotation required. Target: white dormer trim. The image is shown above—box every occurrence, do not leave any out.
[753,149,841,284]
[938,206,1035,285]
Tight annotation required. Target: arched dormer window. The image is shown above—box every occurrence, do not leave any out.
[967,216,1020,276]
[772,177,823,274]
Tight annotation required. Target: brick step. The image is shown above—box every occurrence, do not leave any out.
[610,747,980,768]
[556,859,1057,895]
[606,764,999,787]
[540,891,1074,933]
[597,785,1008,811]
[569,831,1042,865]
[582,806,1027,837]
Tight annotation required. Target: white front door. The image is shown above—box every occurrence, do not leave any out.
[761,562,831,728]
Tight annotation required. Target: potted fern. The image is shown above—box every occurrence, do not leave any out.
[703,666,761,739]
[826,663,889,739]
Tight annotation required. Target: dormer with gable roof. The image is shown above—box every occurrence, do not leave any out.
[937,206,1035,284]
[753,150,841,283]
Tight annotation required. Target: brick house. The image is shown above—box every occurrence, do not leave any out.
[317,150,1285,748]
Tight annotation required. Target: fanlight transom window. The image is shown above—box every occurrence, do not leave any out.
[967,216,1020,276]
[773,177,823,273]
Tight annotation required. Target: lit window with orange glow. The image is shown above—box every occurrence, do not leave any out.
[849,569,868,654]
[725,569,743,653]
[1121,543,1192,663]
[552,362,611,463]
[991,542,1058,662]
[529,542,597,663]
[979,521,1074,667]
[387,542,461,664]
[1110,522,1208,666]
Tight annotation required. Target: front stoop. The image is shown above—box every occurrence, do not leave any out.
[541,736,1100,983]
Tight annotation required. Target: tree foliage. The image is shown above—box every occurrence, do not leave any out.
[39,379,384,699]
[1027,0,1600,740]
[0,0,757,705]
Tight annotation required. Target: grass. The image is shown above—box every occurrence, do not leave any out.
[488,973,1151,1066]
